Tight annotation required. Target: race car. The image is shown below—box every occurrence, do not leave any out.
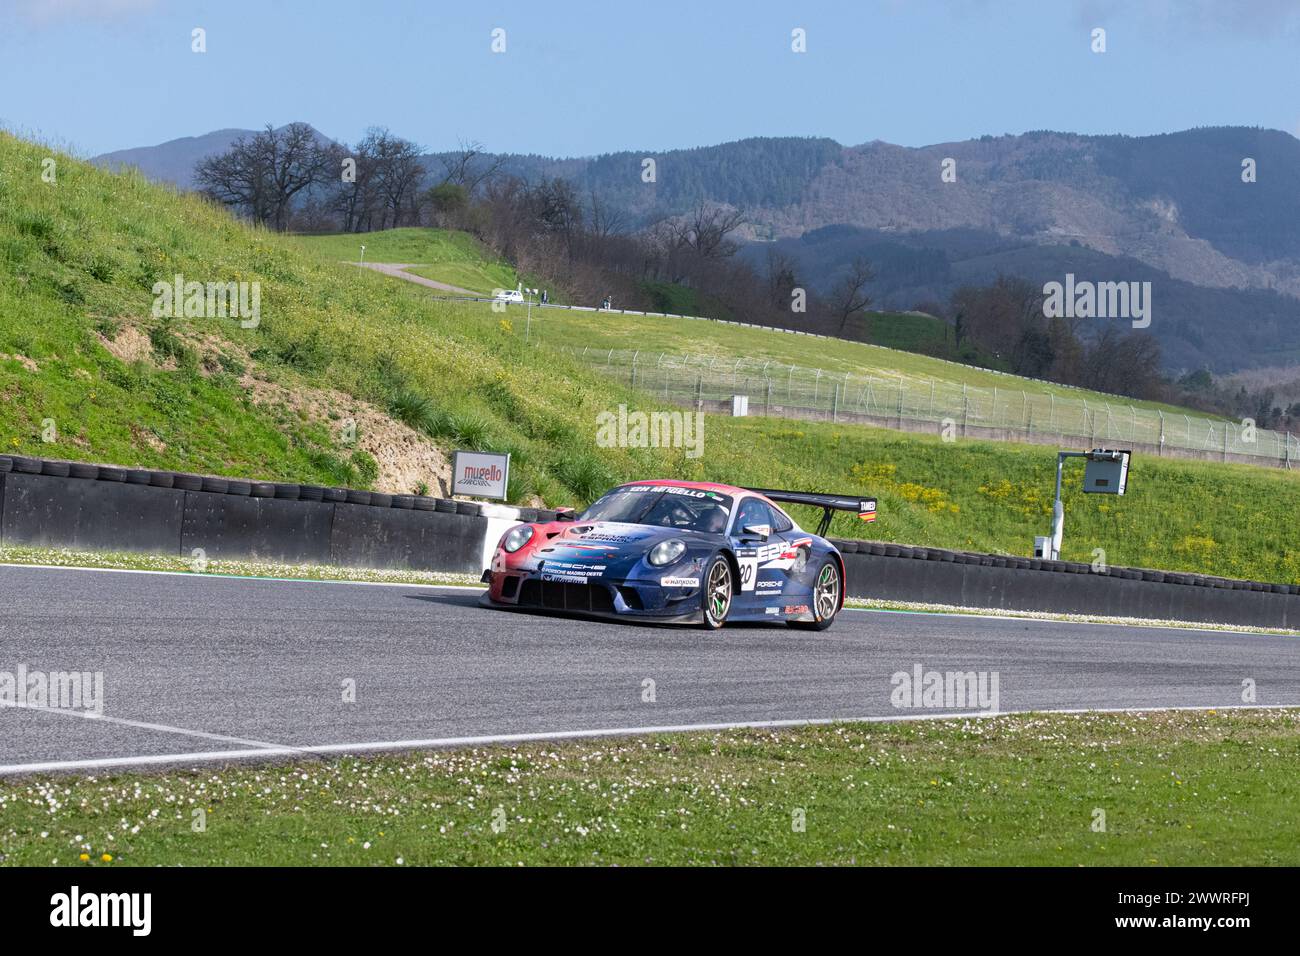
[480,480,876,630]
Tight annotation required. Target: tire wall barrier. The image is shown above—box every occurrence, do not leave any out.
[833,542,1300,630]
[1,455,1296,629]
[0,457,513,575]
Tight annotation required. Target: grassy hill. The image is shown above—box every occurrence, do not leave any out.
[3,131,1300,582]
[507,301,1219,420]
[293,228,524,295]
[292,228,1223,421]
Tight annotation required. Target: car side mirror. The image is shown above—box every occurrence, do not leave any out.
[742,523,771,541]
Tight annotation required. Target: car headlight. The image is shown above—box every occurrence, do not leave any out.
[648,539,687,566]
[502,525,534,553]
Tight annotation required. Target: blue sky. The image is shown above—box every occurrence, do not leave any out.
[2,0,1298,157]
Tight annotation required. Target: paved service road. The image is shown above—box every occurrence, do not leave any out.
[348,261,479,295]
[1,565,1297,773]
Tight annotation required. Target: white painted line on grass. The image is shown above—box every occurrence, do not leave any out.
[2,703,1296,777]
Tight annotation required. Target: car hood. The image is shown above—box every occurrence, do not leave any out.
[528,521,716,579]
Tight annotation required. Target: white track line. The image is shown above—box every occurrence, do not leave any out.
[0,701,286,751]
[0,561,481,590]
[2,703,1296,777]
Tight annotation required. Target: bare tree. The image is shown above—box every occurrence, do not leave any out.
[195,122,331,230]
[949,275,1042,368]
[531,177,584,254]
[829,256,875,331]
[438,139,505,197]
[366,128,426,229]
[326,137,380,233]
[1081,326,1163,396]
[479,176,534,261]
[586,188,627,240]
[680,203,745,260]
[195,138,273,224]
[765,248,800,309]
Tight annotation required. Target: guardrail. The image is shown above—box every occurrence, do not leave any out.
[431,293,852,335]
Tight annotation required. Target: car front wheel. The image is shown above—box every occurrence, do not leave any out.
[701,555,733,629]
[789,559,841,631]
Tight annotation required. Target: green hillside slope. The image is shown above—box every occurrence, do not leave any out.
[3,132,1299,581]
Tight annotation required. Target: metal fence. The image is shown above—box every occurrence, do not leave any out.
[562,348,1300,467]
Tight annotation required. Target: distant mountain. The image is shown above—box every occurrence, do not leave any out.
[504,128,1300,300]
[93,125,1300,372]
[92,125,334,189]
[738,225,1300,372]
[94,128,252,189]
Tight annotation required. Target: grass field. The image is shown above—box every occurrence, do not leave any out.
[863,310,954,354]
[2,132,1297,582]
[2,709,1296,866]
[292,228,523,295]
[295,227,1220,423]
[521,304,1219,420]
[299,226,1223,423]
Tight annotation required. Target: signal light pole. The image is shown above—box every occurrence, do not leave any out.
[1036,449,1131,560]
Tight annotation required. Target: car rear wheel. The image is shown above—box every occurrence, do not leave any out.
[789,559,841,631]
[701,555,733,629]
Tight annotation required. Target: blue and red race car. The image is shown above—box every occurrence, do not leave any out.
[481,480,876,629]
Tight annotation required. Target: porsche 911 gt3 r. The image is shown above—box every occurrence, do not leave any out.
[480,480,876,630]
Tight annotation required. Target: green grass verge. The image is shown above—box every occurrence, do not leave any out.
[3,132,1297,582]
[2,709,1296,865]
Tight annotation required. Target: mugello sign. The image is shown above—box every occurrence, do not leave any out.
[452,450,511,499]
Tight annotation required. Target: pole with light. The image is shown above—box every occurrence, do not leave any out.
[525,287,539,342]
[1036,448,1131,560]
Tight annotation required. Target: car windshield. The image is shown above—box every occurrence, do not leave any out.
[579,485,733,534]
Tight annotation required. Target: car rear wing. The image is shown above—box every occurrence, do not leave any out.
[747,489,877,537]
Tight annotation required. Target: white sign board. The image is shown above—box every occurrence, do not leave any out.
[451,450,510,500]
